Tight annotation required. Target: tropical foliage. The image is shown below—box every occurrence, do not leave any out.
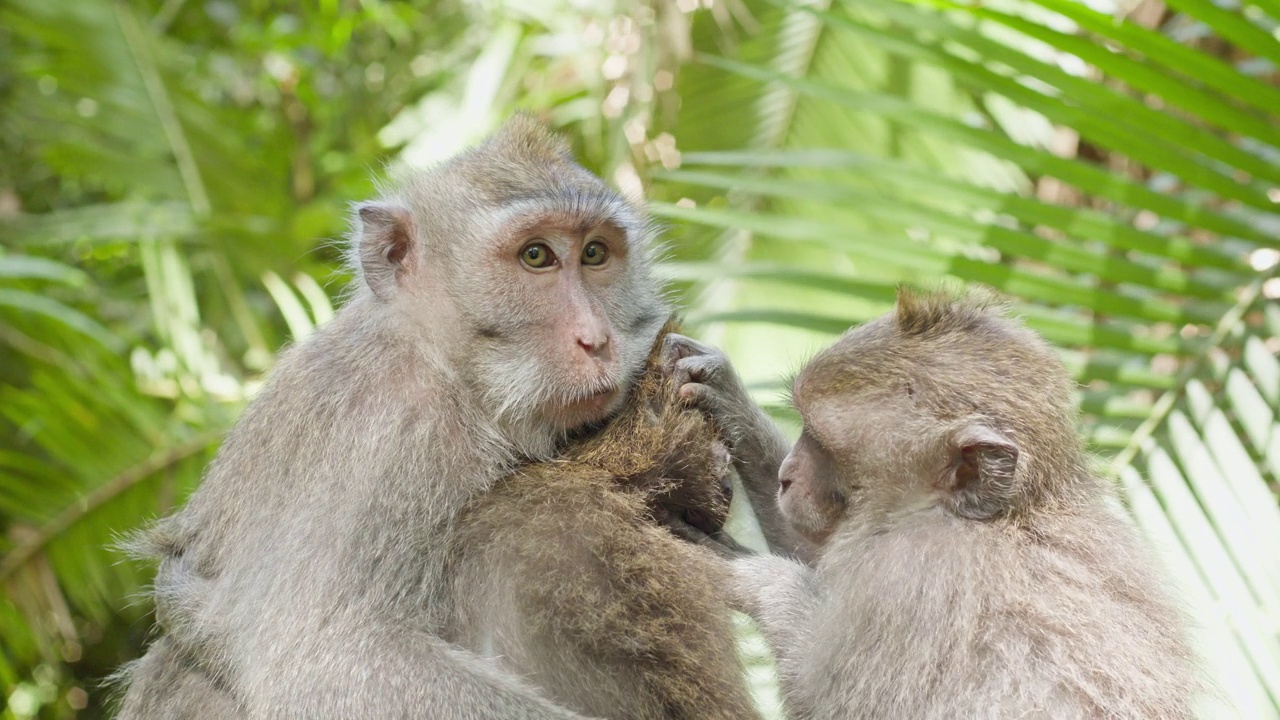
[1,0,1278,718]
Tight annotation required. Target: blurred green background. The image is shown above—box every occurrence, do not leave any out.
[2,0,1279,717]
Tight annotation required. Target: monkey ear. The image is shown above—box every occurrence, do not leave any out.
[355,201,416,301]
[942,424,1019,520]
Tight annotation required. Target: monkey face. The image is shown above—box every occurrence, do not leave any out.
[785,288,1067,533]
[776,429,847,544]
[511,222,637,425]
[785,323,956,539]
[494,209,672,435]
[353,118,669,459]
[451,207,669,437]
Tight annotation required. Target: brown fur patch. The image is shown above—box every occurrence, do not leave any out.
[446,321,754,720]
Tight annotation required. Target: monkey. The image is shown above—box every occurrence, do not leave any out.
[114,115,683,719]
[683,287,1203,719]
[113,639,246,719]
[445,318,759,720]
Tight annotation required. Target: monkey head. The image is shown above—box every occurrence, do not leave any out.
[349,115,668,459]
[573,318,734,536]
[780,287,1086,544]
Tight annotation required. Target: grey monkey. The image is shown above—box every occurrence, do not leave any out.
[671,287,1202,720]
[116,115,677,719]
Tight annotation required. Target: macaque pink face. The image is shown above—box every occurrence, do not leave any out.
[447,200,665,446]
[781,326,925,544]
[355,119,668,459]
[503,217,634,429]
[776,428,849,545]
[781,311,1032,537]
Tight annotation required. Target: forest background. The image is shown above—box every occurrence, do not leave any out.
[2,0,1279,717]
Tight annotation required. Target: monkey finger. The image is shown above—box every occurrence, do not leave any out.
[660,333,714,374]
[671,355,727,393]
[676,383,730,423]
[676,381,709,403]
[704,531,754,559]
[656,508,752,559]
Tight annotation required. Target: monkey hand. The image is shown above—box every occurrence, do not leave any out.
[660,334,766,450]
[661,334,800,557]
[653,505,754,559]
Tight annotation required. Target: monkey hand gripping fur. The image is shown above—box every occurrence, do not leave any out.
[114,115,685,719]
[445,319,760,720]
[647,337,808,561]
[719,288,1203,720]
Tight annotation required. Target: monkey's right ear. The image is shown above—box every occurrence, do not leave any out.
[355,202,416,301]
[942,424,1019,520]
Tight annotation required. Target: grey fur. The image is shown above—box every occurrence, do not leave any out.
[725,288,1203,719]
[116,116,669,719]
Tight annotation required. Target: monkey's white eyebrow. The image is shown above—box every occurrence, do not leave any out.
[495,200,638,245]
[801,425,834,457]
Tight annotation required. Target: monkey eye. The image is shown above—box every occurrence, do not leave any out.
[520,242,555,269]
[581,239,608,267]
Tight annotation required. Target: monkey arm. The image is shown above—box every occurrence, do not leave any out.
[728,554,818,688]
[238,621,597,719]
[661,334,815,561]
[726,407,818,562]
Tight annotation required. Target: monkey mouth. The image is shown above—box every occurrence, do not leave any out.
[553,386,621,427]
[575,386,619,413]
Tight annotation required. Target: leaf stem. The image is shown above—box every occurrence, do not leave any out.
[1109,278,1268,474]
[0,430,224,583]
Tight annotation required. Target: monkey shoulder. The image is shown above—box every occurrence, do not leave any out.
[809,513,1195,718]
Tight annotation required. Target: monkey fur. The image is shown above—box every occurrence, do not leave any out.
[446,318,757,720]
[712,288,1202,719]
[114,115,680,719]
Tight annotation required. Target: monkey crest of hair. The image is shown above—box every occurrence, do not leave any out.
[446,319,758,720]
[114,116,674,719]
[799,285,1092,521]
[742,286,1203,720]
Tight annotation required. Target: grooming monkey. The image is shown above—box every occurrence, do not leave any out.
[685,288,1201,719]
[447,319,758,720]
[116,116,695,719]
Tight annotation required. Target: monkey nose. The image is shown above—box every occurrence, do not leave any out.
[779,478,793,495]
[576,335,611,358]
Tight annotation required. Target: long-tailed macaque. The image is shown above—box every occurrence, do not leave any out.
[447,319,758,720]
[686,288,1202,719]
[116,116,683,718]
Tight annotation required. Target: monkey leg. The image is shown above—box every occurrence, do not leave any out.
[115,637,246,720]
